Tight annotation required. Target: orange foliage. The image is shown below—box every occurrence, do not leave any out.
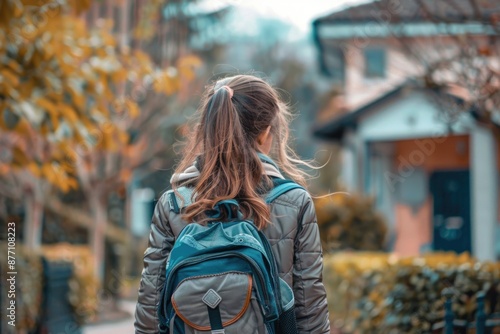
[0,0,200,191]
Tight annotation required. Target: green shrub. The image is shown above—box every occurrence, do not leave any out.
[315,194,388,252]
[323,252,500,333]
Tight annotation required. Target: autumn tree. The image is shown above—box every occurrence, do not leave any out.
[0,0,201,282]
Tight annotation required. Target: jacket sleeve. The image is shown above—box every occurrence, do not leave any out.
[135,194,175,334]
[293,192,331,334]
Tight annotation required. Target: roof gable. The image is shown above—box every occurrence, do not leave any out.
[313,84,475,141]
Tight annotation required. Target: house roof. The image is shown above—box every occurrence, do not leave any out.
[312,1,499,76]
[313,84,408,141]
[313,0,500,25]
[312,82,475,141]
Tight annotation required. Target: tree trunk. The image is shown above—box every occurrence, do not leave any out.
[23,188,43,250]
[89,190,107,283]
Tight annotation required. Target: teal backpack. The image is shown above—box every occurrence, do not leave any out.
[157,178,302,334]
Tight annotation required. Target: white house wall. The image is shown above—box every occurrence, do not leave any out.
[338,42,420,110]
[357,91,472,142]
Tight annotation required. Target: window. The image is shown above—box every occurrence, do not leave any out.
[323,46,345,84]
[364,48,386,78]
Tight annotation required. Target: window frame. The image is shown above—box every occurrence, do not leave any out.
[363,47,387,79]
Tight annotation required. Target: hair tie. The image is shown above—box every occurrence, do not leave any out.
[219,85,233,99]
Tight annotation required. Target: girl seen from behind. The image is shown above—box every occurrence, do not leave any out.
[135,74,330,334]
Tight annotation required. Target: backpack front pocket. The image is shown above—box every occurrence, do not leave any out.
[171,271,252,331]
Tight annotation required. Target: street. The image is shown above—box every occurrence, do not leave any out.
[83,300,136,334]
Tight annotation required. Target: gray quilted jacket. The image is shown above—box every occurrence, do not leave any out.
[134,160,331,333]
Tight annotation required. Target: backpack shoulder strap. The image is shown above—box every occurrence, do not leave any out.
[166,186,194,214]
[265,179,304,204]
[167,179,304,213]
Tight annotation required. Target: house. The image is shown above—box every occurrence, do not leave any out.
[312,0,500,260]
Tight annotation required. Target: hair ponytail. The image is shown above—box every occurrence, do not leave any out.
[180,80,271,228]
[173,75,310,229]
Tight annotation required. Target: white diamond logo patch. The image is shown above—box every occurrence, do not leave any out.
[202,289,222,309]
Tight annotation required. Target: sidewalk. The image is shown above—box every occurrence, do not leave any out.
[83,300,136,334]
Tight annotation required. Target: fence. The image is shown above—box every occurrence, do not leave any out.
[433,288,500,334]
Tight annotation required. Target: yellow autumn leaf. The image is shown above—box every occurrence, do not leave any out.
[52,166,69,189]
[177,55,202,81]
[125,99,140,119]
[153,73,179,95]
[59,180,70,193]
[133,50,152,65]
[68,0,92,14]
[9,0,23,19]
[50,112,59,131]
[58,59,76,77]
[41,163,55,182]
[58,104,79,125]
[57,160,74,176]
[17,78,35,99]
[12,147,29,166]
[6,59,21,73]
[37,98,58,114]
[64,180,77,193]
[67,177,79,190]
[66,85,85,110]
[1,68,20,87]
[0,104,7,131]
[27,162,41,177]
[101,31,117,47]
[111,68,127,83]
[178,54,203,68]
[96,131,109,151]
[117,128,129,144]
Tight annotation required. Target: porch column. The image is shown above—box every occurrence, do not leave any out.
[342,129,364,192]
[369,142,396,232]
[470,125,498,261]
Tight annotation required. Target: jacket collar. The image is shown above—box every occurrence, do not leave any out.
[170,154,284,185]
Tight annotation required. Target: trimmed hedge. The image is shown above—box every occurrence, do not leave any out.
[0,242,100,331]
[0,242,44,332]
[42,243,100,324]
[323,252,500,333]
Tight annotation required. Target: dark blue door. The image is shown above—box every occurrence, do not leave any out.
[430,170,471,253]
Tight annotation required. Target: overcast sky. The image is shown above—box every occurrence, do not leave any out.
[201,0,371,32]
[233,0,371,32]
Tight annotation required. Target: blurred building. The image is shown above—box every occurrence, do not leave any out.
[312,0,500,260]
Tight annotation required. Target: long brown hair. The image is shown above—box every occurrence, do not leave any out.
[173,74,311,229]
